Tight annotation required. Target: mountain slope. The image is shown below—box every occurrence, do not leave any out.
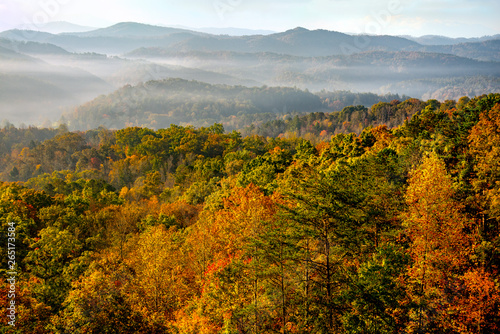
[67,22,198,38]
[25,21,97,34]
[0,25,202,54]
[65,78,325,130]
[0,45,39,61]
[0,29,55,42]
[168,27,422,56]
[0,38,70,55]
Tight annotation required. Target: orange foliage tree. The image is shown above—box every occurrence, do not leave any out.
[176,184,278,333]
[404,153,474,332]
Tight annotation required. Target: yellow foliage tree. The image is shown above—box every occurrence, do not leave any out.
[404,153,472,332]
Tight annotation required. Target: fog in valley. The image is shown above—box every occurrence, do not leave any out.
[0,22,499,128]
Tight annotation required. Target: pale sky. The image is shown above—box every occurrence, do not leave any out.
[1,0,499,37]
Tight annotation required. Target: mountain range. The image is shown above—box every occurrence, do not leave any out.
[0,22,499,127]
[403,34,500,45]
[16,21,97,34]
[3,23,500,57]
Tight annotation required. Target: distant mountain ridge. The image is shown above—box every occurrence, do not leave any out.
[0,23,421,56]
[403,34,500,45]
[186,27,276,36]
[1,22,499,60]
[416,39,500,62]
[163,27,421,57]
[17,21,97,34]
[67,22,202,38]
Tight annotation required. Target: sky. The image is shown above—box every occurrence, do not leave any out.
[0,0,499,37]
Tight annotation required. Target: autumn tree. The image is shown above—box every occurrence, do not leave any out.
[51,253,153,333]
[26,226,91,310]
[125,225,195,326]
[469,103,500,239]
[403,153,473,333]
[178,185,277,333]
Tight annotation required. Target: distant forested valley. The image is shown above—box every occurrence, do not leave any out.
[62,78,410,132]
[0,22,499,126]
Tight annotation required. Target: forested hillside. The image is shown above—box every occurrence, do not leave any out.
[64,79,324,130]
[64,78,411,131]
[1,94,499,333]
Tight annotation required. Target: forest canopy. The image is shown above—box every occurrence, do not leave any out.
[0,94,499,333]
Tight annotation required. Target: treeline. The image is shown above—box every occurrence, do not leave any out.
[0,123,62,157]
[0,94,499,333]
[317,90,411,110]
[3,96,430,182]
[242,97,456,138]
[382,75,500,101]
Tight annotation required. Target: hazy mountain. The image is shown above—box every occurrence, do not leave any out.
[67,22,199,38]
[124,48,500,94]
[104,61,261,87]
[166,27,421,56]
[0,23,420,56]
[0,47,112,124]
[19,21,97,34]
[1,21,498,126]
[403,34,500,45]
[0,29,55,42]
[0,45,38,62]
[2,22,499,61]
[413,39,500,62]
[64,78,325,130]
[186,27,276,36]
[0,38,70,55]
[0,24,202,54]
[27,49,261,89]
